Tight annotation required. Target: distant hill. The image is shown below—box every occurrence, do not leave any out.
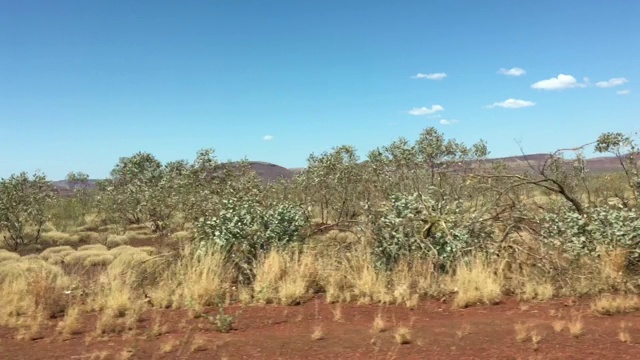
[50,154,632,194]
[51,161,294,194]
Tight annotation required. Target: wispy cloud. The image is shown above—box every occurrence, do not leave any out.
[596,77,629,88]
[439,119,459,125]
[412,72,447,80]
[407,105,444,115]
[486,98,536,109]
[617,89,631,95]
[498,67,526,76]
[531,74,586,90]
[263,135,274,141]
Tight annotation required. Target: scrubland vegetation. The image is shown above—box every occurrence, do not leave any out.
[1,127,639,356]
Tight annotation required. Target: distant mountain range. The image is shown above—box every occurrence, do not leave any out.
[51,153,632,195]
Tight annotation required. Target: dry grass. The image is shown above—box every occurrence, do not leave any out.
[311,325,325,340]
[551,320,566,333]
[78,244,108,252]
[591,294,640,315]
[514,322,531,343]
[530,330,543,350]
[451,256,503,308]
[0,250,20,263]
[41,231,80,246]
[75,231,102,243]
[64,250,109,266]
[150,313,169,337]
[456,323,471,340]
[253,249,317,305]
[331,304,344,322]
[170,231,193,243]
[40,245,75,258]
[160,338,180,353]
[519,281,554,302]
[371,312,387,333]
[0,257,71,326]
[106,235,129,248]
[568,315,584,338]
[57,304,83,336]
[619,321,632,344]
[394,326,412,345]
[190,335,208,352]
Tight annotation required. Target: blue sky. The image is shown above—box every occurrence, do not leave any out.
[1,0,638,179]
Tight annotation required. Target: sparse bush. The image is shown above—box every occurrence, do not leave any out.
[195,196,308,282]
[0,172,54,251]
[369,192,493,271]
[541,205,640,267]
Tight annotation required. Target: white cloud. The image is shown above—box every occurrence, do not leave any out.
[498,67,526,77]
[263,135,274,141]
[596,77,629,88]
[617,89,631,95]
[486,98,536,109]
[531,74,585,90]
[412,72,447,80]
[407,105,444,115]
[439,119,459,125]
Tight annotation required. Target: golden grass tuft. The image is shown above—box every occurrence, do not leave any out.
[394,326,412,345]
[40,245,75,259]
[519,281,554,302]
[311,325,325,340]
[78,244,108,252]
[551,320,566,333]
[619,321,632,344]
[190,335,208,352]
[451,256,503,308]
[169,245,232,309]
[371,312,387,333]
[568,315,584,338]
[84,254,115,267]
[106,235,129,248]
[64,250,110,266]
[253,249,317,305]
[456,323,471,340]
[170,231,193,243]
[0,250,20,263]
[514,322,531,343]
[0,257,72,322]
[160,338,180,353]
[41,231,81,246]
[57,304,83,336]
[75,231,102,243]
[591,294,640,315]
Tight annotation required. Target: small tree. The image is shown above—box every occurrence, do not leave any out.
[97,152,180,232]
[0,171,54,250]
[595,131,639,205]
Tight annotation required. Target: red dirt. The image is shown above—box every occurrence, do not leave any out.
[2,296,640,359]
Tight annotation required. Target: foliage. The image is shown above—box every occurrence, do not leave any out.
[0,171,54,250]
[195,195,309,282]
[366,127,488,198]
[540,204,640,265]
[301,145,365,224]
[369,191,494,271]
[595,131,639,204]
[48,172,95,232]
[96,152,185,233]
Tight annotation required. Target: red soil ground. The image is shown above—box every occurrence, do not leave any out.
[2,296,639,359]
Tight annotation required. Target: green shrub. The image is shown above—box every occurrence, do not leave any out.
[195,196,309,282]
[369,192,493,271]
